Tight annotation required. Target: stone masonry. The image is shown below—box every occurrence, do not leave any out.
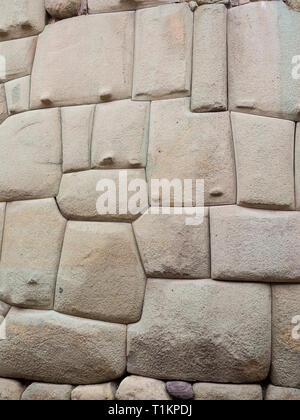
[0,0,300,401]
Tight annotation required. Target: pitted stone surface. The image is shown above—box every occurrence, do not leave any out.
[116,376,171,400]
[30,14,134,108]
[228,2,300,120]
[22,383,73,401]
[133,4,193,100]
[57,169,148,222]
[45,0,81,19]
[55,222,146,324]
[231,112,295,210]
[0,199,66,309]
[0,85,8,123]
[265,385,300,401]
[92,100,150,169]
[133,208,210,279]
[127,279,271,382]
[271,285,300,389]
[0,0,45,42]
[147,99,236,206]
[5,76,30,115]
[0,308,126,384]
[62,105,95,173]
[72,383,117,400]
[211,206,300,282]
[192,5,227,112]
[193,383,263,401]
[0,378,24,401]
[0,109,62,202]
[0,37,37,83]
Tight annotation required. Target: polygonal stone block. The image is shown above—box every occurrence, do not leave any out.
[21,383,73,401]
[231,112,295,210]
[0,109,62,202]
[0,199,66,309]
[127,279,271,383]
[211,206,300,282]
[30,14,134,108]
[193,383,263,400]
[88,0,184,13]
[0,308,126,384]
[116,376,171,400]
[71,383,117,401]
[133,4,193,100]
[0,378,24,401]
[5,76,30,115]
[265,385,300,401]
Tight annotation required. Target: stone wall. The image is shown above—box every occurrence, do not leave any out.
[0,0,300,400]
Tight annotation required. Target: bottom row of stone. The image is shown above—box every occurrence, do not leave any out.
[0,376,299,401]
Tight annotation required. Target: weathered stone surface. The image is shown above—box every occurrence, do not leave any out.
[55,222,146,323]
[166,381,194,400]
[62,105,95,173]
[133,4,193,100]
[211,206,300,282]
[0,199,66,309]
[133,208,210,278]
[0,308,126,384]
[0,84,8,123]
[191,5,227,112]
[271,285,300,389]
[193,383,263,400]
[88,0,184,13]
[57,169,148,222]
[46,0,81,19]
[21,383,73,400]
[30,14,134,108]
[0,301,10,320]
[228,2,300,120]
[231,112,295,210]
[72,383,117,400]
[0,378,24,401]
[147,98,236,206]
[91,100,150,169]
[296,123,300,210]
[127,279,271,382]
[0,203,5,253]
[116,376,171,400]
[0,109,62,202]
[5,76,30,115]
[0,37,37,83]
[265,385,300,401]
[0,0,45,41]
[287,0,300,12]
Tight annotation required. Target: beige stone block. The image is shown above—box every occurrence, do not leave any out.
[0,109,62,202]
[0,308,126,384]
[55,221,146,324]
[116,376,171,400]
[88,0,184,13]
[57,169,148,222]
[133,208,210,278]
[0,199,66,309]
[191,5,227,112]
[62,105,95,173]
[0,37,37,83]
[211,206,300,282]
[0,378,24,401]
[91,100,150,169]
[72,383,117,400]
[147,98,236,206]
[228,2,300,120]
[193,383,262,400]
[133,4,193,100]
[22,383,73,400]
[46,0,81,19]
[0,0,45,41]
[265,385,300,400]
[5,75,30,115]
[0,84,8,123]
[127,279,271,382]
[231,112,295,210]
[30,14,134,108]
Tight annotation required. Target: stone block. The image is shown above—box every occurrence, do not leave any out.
[46,0,81,19]
[21,383,73,400]
[0,378,24,401]
[88,0,184,13]
[265,385,300,400]
[193,383,263,400]
[5,75,30,115]
[116,376,171,400]
[71,383,117,400]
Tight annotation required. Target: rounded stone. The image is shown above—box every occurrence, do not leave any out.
[45,0,81,19]
[166,382,194,400]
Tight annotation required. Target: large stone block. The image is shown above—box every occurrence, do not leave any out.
[265,385,300,401]
[0,378,24,401]
[91,100,150,169]
[72,383,117,400]
[228,2,300,120]
[0,109,62,202]
[127,279,271,383]
[231,112,295,210]
[133,208,210,278]
[30,14,134,108]
[116,376,171,400]
[55,222,146,323]
[88,0,184,13]
[191,5,227,112]
[193,383,262,401]
[147,98,236,206]
[57,169,148,222]
[5,75,30,115]
[211,206,300,282]
[271,285,300,389]
[0,0,45,41]
[0,36,37,83]
[0,84,8,123]
[0,199,66,309]
[0,308,126,384]
[62,105,95,173]
[133,4,193,100]
[21,383,73,401]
